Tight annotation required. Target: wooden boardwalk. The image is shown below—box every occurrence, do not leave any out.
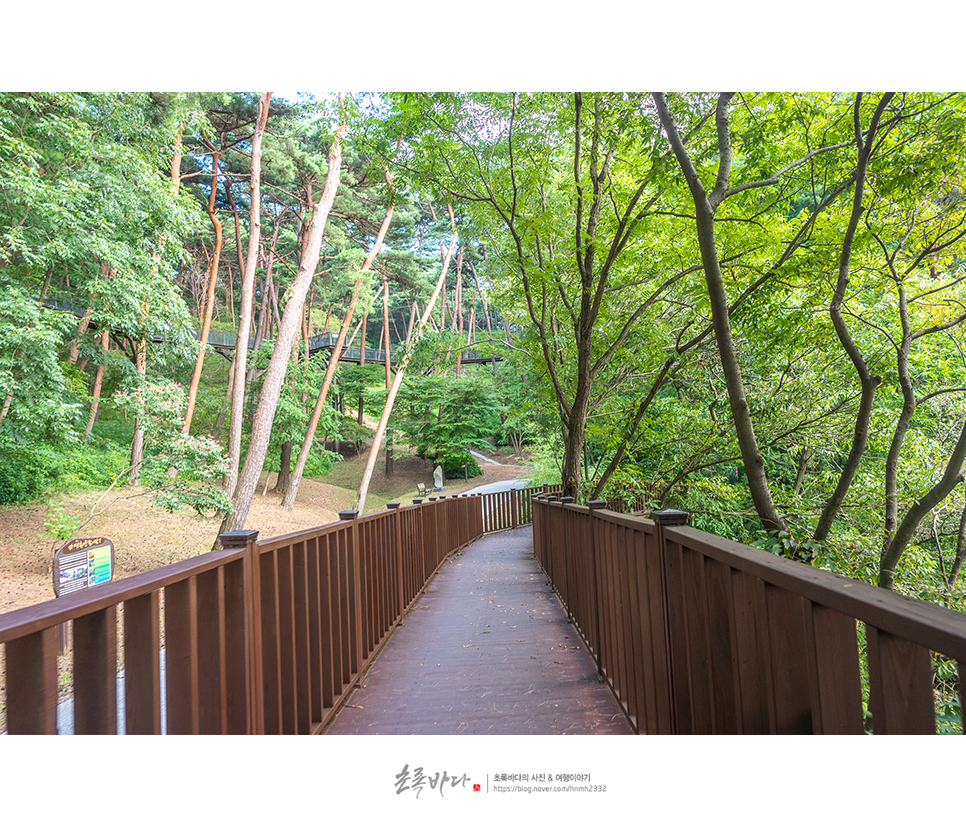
[326,527,632,735]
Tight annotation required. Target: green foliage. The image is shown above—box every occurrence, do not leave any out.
[0,432,131,505]
[0,92,200,446]
[0,438,60,503]
[44,499,80,541]
[114,381,231,516]
[298,446,341,478]
[396,369,502,472]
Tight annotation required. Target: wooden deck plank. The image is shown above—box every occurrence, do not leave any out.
[325,528,632,735]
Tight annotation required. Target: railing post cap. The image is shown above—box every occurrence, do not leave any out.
[548,494,559,502]
[218,530,259,548]
[386,501,401,509]
[412,498,423,504]
[560,496,575,504]
[651,508,690,526]
[587,500,607,510]
[338,510,360,521]
[428,496,438,501]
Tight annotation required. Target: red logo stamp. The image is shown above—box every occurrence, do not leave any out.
[473,784,481,792]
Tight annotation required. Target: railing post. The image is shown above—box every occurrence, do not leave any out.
[587,500,607,682]
[217,529,262,734]
[559,496,575,622]
[338,510,364,682]
[651,508,690,735]
[511,487,519,530]
[387,502,404,620]
[545,494,559,588]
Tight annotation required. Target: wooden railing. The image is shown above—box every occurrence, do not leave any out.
[474,483,561,533]
[532,495,966,734]
[0,494,487,734]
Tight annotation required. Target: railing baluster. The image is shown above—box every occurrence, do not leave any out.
[73,605,117,735]
[292,539,311,734]
[165,577,199,734]
[194,567,224,734]
[222,553,250,734]
[704,559,739,734]
[124,591,161,735]
[867,626,936,734]
[5,627,58,734]
[728,571,773,734]
[763,585,812,733]
[258,548,281,734]
[805,604,863,734]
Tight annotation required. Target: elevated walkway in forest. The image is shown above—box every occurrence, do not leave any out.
[5,487,961,735]
[44,298,505,366]
[326,527,631,734]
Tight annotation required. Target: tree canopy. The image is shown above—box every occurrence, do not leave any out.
[3,90,966,605]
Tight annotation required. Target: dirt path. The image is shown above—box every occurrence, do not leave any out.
[0,448,533,616]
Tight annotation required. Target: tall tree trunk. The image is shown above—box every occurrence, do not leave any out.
[812,93,893,544]
[69,304,94,366]
[273,440,292,494]
[184,148,224,432]
[226,93,271,496]
[129,336,148,486]
[354,207,459,513]
[455,248,464,378]
[283,173,395,509]
[468,260,492,336]
[218,99,347,538]
[382,277,391,389]
[83,329,110,439]
[653,92,788,535]
[406,301,417,341]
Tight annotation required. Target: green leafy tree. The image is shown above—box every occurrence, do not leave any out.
[397,369,502,478]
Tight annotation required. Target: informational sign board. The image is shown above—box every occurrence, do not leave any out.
[53,537,114,597]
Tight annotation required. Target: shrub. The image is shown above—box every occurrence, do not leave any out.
[0,442,58,503]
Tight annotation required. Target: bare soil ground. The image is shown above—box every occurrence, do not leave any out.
[0,446,533,616]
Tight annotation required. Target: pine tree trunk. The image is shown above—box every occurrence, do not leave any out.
[455,248,464,378]
[218,100,347,538]
[282,169,395,510]
[226,93,271,497]
[354,208,459,513]
[184,148,224,433]
[129,337,147,486]
[382,278,391,389]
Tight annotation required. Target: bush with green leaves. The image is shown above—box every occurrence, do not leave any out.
[0,439,60,503]
[115,381,232,516]
[396,369,502,474]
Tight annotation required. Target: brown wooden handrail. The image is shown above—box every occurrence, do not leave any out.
[532,497,966,735]
[0,492,502,735]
